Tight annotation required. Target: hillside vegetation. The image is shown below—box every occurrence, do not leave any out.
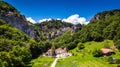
[54,9,120,67]
[72,9,120,50]
[56,40,120,67]
[30,56,54,67]
[0,17,53,67]
[52,31,78,50]
[0,18,31,66]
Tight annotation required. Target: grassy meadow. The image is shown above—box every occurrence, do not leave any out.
[56,40,120,67]
[29,56,54,67]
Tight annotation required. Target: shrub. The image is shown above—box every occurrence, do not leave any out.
[116,59,120,64]
[92,49,103,57]
[11,46,32,62]
[114,40,120,50]
[103,40,111,48]
[117,64,120,67]
[78,43,85,50]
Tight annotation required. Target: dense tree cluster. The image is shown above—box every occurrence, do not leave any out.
[0,19,30,66]
[52,31,78,50]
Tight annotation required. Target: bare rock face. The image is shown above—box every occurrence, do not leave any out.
[36,20,82,40]
[1,13,35,38]
[0,1,35,38]
[90,9,120,22]
[90,14,100,22]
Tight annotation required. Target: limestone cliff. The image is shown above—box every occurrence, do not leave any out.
[0,1,35,38]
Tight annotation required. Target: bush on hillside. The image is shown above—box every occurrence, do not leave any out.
[117,65,120,67]
[78,43,85,50]
[92,49,103,57]
[0,51,24,67]
[114,40,120,50]
[103,40,111,48]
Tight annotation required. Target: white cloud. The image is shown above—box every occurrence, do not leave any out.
[62,14,89,25]
[26,17,36,24]
[84,21,89,25]
[26,14,89,25]
[39,18,52,23]
[56,18,61,20]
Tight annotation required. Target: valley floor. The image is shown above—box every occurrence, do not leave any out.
[29,40,120,67]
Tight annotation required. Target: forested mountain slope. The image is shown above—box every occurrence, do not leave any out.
[0,1,52,66]
[0,17,32,66]
[73,9,120,50]
[0,16,53,67]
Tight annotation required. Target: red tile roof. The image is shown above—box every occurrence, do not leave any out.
[101,48,113,54]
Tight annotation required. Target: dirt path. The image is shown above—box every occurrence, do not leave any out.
[51,57,59,67]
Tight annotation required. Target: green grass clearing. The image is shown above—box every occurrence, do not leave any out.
[30,56,54,67]
[56,40,119,67]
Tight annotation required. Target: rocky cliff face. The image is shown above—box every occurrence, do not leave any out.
[0,1,35,38]
[90,9,120,22]
[90,15,100,22]
[35,20,82,40]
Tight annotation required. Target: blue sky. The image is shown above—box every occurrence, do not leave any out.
[4,0,120,24]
